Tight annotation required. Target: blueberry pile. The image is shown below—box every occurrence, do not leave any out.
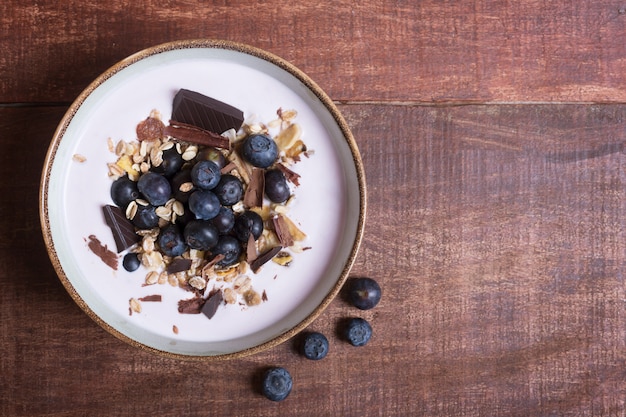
[261,276,382,401]
[110,131,292,272]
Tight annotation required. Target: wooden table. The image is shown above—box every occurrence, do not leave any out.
[3,1,626,415]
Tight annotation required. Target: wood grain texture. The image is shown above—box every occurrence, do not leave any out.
[3,104,626,416]
[4,0,626,415]
[2,0,626,103]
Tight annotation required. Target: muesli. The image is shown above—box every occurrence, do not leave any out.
[100,89,312,320]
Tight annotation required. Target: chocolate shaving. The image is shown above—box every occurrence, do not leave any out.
[86,235,118,270]
[201,290,224,320]
[250,246,283,273]
[138,295,162,302]
[243,167,264,208]
[167,257,192,274]
[164,121,230,150]
[220,161,237,174]
[246,233,258,264]
[277,163,301,186]
[262,290,268,302]
[177,296,206,314]
[273,215,294,247]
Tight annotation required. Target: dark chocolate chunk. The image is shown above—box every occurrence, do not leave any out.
[201,290,224,320]
[171,89,244,134]
[102,205,140,253]
[167,257,193,274]
[250,246,283,273]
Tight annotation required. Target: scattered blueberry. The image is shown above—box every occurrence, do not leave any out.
[137,172,172,206]
[122,253,141,272]
[344,317,372,347]
[131,204,159,229]
[233,210,264,242]
[213,174,243,206]
[191,160,221,190]
[188,190,221,220]
[211,235,241,267]
[184,220,219,251]
[110,176,140,209]
[348,277,382,310]
[157,224,187,257]
[240,134,278,168]
[261,367,292,402]
[301,332,329,360]
[264,169,290,203]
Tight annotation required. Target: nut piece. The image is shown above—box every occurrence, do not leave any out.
[129,298,142,314]
[244,289,262,306]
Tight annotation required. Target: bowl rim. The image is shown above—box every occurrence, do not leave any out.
[39,39,367,360]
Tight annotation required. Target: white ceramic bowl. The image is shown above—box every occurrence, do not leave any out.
[39,40,366,360]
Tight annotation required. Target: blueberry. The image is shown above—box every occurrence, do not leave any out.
[137,172,171,206]
[171,169,194,204]
[211,206,235,235]
[344,317,372,347]
[184,220,219,251]
[233,210,264,242]
[261,367,292,402]
[131,204,159,229]
[151,147,183,178]
[157,224,187,257]
[122,253,141,272]
[213,174,243,206]
[110,176,140,208]
[188,190,221,220]
[211,235,241,267]
[348,277,381,310]
[264,169,290,203]
[301,332,329,360]
[191,160,221,190]
[240,134,278,168]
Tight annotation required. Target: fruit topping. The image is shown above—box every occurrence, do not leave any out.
[122,253,141,272]
[264,169,290,203]
[233,210,264,242]
[240,133,278,168]
[137,172,171,206]
[110,176,140,209]
[191,160,221,190]
[157,224,186,257]
[188,189,221,220]
[183,220,219,251]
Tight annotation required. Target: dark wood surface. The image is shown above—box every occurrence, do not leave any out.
[3,1,626,416]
